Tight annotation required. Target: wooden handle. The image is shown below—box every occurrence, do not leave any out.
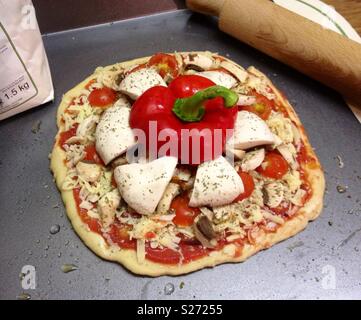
[186,0,361,105]
[187,0,225,16]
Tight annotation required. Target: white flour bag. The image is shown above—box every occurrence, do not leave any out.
[0,0,53,120]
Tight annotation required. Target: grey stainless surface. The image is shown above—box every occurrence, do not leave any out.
[0,10,361,300]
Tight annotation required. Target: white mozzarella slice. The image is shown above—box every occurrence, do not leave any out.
[228,111,275,150]
[95,104,135,165]
[195,71,237,89]
[118,68,166,100]
[189,156,244,207]
[114,156,178,215]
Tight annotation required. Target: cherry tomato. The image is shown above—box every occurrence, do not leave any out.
[171,194,200,227]
[234,172,255,202]
[88,87,116,107]
[240,103,272,120]
[126,63,147,75]
[83,144,104,165]
[148,53,179,79]
[58,125,78,149]
[240,94,273,120]
[239,90,274,120]
[145,231,156,240]
[168,74,215,98]
[257,152,289,179]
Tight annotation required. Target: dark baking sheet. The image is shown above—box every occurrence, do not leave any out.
[1,10,361,300]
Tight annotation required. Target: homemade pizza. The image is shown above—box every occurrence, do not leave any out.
[50,51,325,276]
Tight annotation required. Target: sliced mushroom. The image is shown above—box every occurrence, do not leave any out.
[178,176,195,191]
[270,133,283,149]
[246,70,276,100]
[189,156,244,207]
[110,155,128,169]
[76,161,102,183]
[113,95,131,108]
[96,68,123,91]
[113,72,126,89]
[98,189,121,229]
[227,148,246,161]
[263,182,284,208]
[199,207,214,221]
[196,70,237,89]
[183,69,197,75]
[237,94,256,106]
[193,216,217,248]
[156,183,181,215]
[95,104,136,165]
[228,111,275,150]
[76,115,99,139]
[113,156,177,215]
[277,143,298,170]
[240,148,265,172]
[173,167,192,181]
[119,68,166,100]
[183,53,213,71]
[220,60,248,83]
[65,135,85,145]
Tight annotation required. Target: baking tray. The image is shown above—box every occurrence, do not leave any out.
[0,10,360,300]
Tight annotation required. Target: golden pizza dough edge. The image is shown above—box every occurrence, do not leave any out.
[50,53,325,276]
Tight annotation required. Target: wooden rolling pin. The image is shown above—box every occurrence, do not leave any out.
[186,0,361,105]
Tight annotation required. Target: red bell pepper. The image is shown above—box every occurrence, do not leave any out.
[129,75,238,165]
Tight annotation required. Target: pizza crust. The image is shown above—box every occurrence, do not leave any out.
[50,53,325,276]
